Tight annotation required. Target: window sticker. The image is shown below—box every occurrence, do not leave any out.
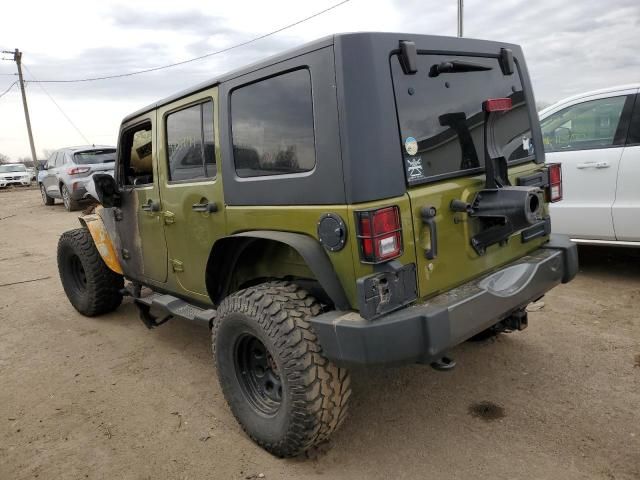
[404,155,425,182]
[404,136,418,155]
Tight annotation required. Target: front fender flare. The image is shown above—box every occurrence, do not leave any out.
[207,230,350,310]
[78,211,123,275]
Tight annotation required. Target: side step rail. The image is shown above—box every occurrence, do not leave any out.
[133,293,216,329]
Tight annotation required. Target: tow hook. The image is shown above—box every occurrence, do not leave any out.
[430,355,456,371]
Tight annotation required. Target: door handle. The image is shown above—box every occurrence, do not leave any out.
[420,205,438,260]
[192,202,218,213]
[141,199,160,212]
[577,162,610,169]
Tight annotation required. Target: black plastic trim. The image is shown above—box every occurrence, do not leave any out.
[206,230,350,310]
[311,240,576,366]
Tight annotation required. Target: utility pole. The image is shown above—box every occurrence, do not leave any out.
[457,0,464,37]
[2,49,38,166]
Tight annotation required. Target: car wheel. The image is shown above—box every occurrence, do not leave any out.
[61,184,80,211]
[40,184,54,205]
[57,228,124,316]
[212,281,351,458]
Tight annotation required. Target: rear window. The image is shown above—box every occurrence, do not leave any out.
[74,150,116,165]
[391,54,534,184]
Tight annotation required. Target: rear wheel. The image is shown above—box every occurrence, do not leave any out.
[57,228,123,316]
[40,183,54,205]
[61,184,80,211]
[212,281,351,457]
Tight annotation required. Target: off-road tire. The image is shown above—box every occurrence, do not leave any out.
[61,184,80,211]
[212,281,351,458]
[40,183,54,205]
[57,227,123,316]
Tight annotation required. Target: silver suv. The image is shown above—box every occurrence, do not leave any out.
[39,145,116,211]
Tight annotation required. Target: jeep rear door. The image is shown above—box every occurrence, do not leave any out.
[390,51,547,299]
[156,88,225,302]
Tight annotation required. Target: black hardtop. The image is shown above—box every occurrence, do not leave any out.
[122,32,539,205]
[122,32,525,123]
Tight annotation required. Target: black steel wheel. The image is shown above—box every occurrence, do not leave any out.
[235,334,283,415]
[40,183,54,205]
[212,281,351,458]
[58,228,123,316]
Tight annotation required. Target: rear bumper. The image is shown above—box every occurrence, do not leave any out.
[311,234,578,366]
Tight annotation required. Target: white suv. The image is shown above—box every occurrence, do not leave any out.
[0,163,32,188]
[540,84,640,246]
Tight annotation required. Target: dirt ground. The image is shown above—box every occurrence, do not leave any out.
[0,187,638,480]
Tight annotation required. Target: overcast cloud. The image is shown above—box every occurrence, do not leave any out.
[0,0,638,159]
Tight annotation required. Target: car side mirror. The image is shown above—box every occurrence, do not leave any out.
[92,173,121,208]
[553,126,572,143]
[37,164,47,171]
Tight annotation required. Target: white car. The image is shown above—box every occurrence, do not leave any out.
[0,163,32,188]
[540,84,640,246]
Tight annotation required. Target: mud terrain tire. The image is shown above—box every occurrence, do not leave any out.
[57,228,123,316]
[212,281,351,457]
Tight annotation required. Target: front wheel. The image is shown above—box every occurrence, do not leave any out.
[57,228,124,316]
[212,281,351,457]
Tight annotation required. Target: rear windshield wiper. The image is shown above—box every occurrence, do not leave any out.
[429,61,492,77]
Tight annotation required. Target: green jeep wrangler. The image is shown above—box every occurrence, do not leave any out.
[57,32,578,457]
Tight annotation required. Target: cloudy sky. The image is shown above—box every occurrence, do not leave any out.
[0,0,638,160]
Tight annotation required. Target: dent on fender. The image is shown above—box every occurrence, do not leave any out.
[79,207,124,275]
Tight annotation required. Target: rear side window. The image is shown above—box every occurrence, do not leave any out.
[541,96,629,152]
[166,100,216,181]
[628,95,640,145]
[231,69,316,178]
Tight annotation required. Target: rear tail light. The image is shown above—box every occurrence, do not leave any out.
[356,206,402,263]
[67,167,90,175]
[483,97,512,112]
[547,163,562,202]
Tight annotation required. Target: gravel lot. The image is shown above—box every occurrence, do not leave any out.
[1,187,638,480]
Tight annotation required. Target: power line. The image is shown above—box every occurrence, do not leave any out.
[24,0,351,84]
[22,64,91,144]
[0,81,17,99]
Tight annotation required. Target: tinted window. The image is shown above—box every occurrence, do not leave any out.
[231,69,315,178]
[166,101,215,181]
[626,95,640,145]
[74,150,116,165]
[541,96,628,152]
[391,54,534,184]
[121,123,154,186]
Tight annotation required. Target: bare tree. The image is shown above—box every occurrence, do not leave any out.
[17,156,36,168]
[0,152,10,164]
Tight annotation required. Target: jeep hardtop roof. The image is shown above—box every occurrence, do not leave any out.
[121,32,541,206]
[123,32,522,123]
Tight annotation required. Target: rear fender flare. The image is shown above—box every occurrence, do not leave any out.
[78,212,123,275]
[206,230,350,310]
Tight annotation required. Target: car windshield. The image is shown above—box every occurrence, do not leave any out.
[391,53,535,184]
[73,150,116,165]
[0,164,27,173]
